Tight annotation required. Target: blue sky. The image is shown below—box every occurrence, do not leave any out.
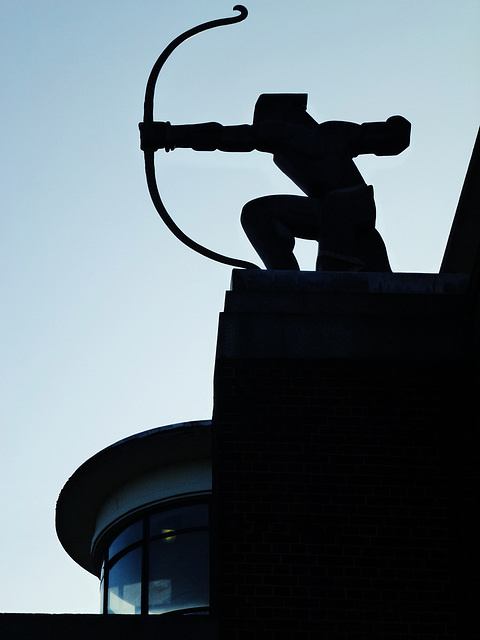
[1,0,479,614]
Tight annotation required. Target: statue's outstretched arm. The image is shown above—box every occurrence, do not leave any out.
[139,120,292,153]
[351,116,411,157]
[140,121,258,153]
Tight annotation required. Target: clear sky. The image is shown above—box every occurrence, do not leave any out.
[1,0,479,614]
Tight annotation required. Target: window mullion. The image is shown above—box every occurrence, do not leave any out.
[141,515,149,614]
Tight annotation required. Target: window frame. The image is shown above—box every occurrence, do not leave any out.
[102,498,210,615]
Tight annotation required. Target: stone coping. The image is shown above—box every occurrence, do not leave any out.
[230,269,469,295]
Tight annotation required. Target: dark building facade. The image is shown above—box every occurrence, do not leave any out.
[211,270,479,639]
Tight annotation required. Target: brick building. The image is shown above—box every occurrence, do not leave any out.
[211,269,479,639]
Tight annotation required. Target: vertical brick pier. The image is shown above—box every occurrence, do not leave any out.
[211,270,479,640]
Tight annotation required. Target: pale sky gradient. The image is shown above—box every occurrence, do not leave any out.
[1,0,479,614]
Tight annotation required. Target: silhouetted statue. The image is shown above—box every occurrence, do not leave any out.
[140,94,410,271]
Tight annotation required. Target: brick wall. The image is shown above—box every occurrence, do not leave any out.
[211,358,479,639]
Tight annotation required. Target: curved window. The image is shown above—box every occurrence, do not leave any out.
[108,547,142,614]
[102,502,209,615]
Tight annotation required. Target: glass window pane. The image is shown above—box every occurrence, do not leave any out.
[148,530,209,614]
[108,520,143,560]
[150,504,208,537]
[107,547,142,614]
[100,576,104,614]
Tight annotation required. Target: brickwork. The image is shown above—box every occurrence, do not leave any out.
[212,358,479,639]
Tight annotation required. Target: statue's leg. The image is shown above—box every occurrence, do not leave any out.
[241,195,321,270]
[357,228,392,272]
[315,186,391,272]
[350,187,391,272]
[315,189,367,271]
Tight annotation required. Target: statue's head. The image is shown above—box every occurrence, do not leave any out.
[253,94,317,128]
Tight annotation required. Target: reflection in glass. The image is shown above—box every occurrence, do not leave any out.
[107,547,142,614]
[108,520,143,560]
[103,503,210,614]
[149,504,208,537]
[148,530,209,614]
[100,575,104,615]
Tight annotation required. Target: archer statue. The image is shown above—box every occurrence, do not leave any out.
[140,7,411,271]
[140,93,410,271]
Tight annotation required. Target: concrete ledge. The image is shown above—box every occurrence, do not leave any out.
[0,613,216,640]
[216,270,473,360]
[230,269,469,294]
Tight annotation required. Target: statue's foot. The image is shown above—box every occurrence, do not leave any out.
[316,250,365,272]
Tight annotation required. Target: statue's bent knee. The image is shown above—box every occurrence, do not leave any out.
[241,198,268,232]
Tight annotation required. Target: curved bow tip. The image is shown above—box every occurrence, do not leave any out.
[233,5,248,19]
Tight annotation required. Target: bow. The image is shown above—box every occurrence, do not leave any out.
[141,5,260,270]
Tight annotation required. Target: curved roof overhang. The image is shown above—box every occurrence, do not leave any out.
[55,420,212,576]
